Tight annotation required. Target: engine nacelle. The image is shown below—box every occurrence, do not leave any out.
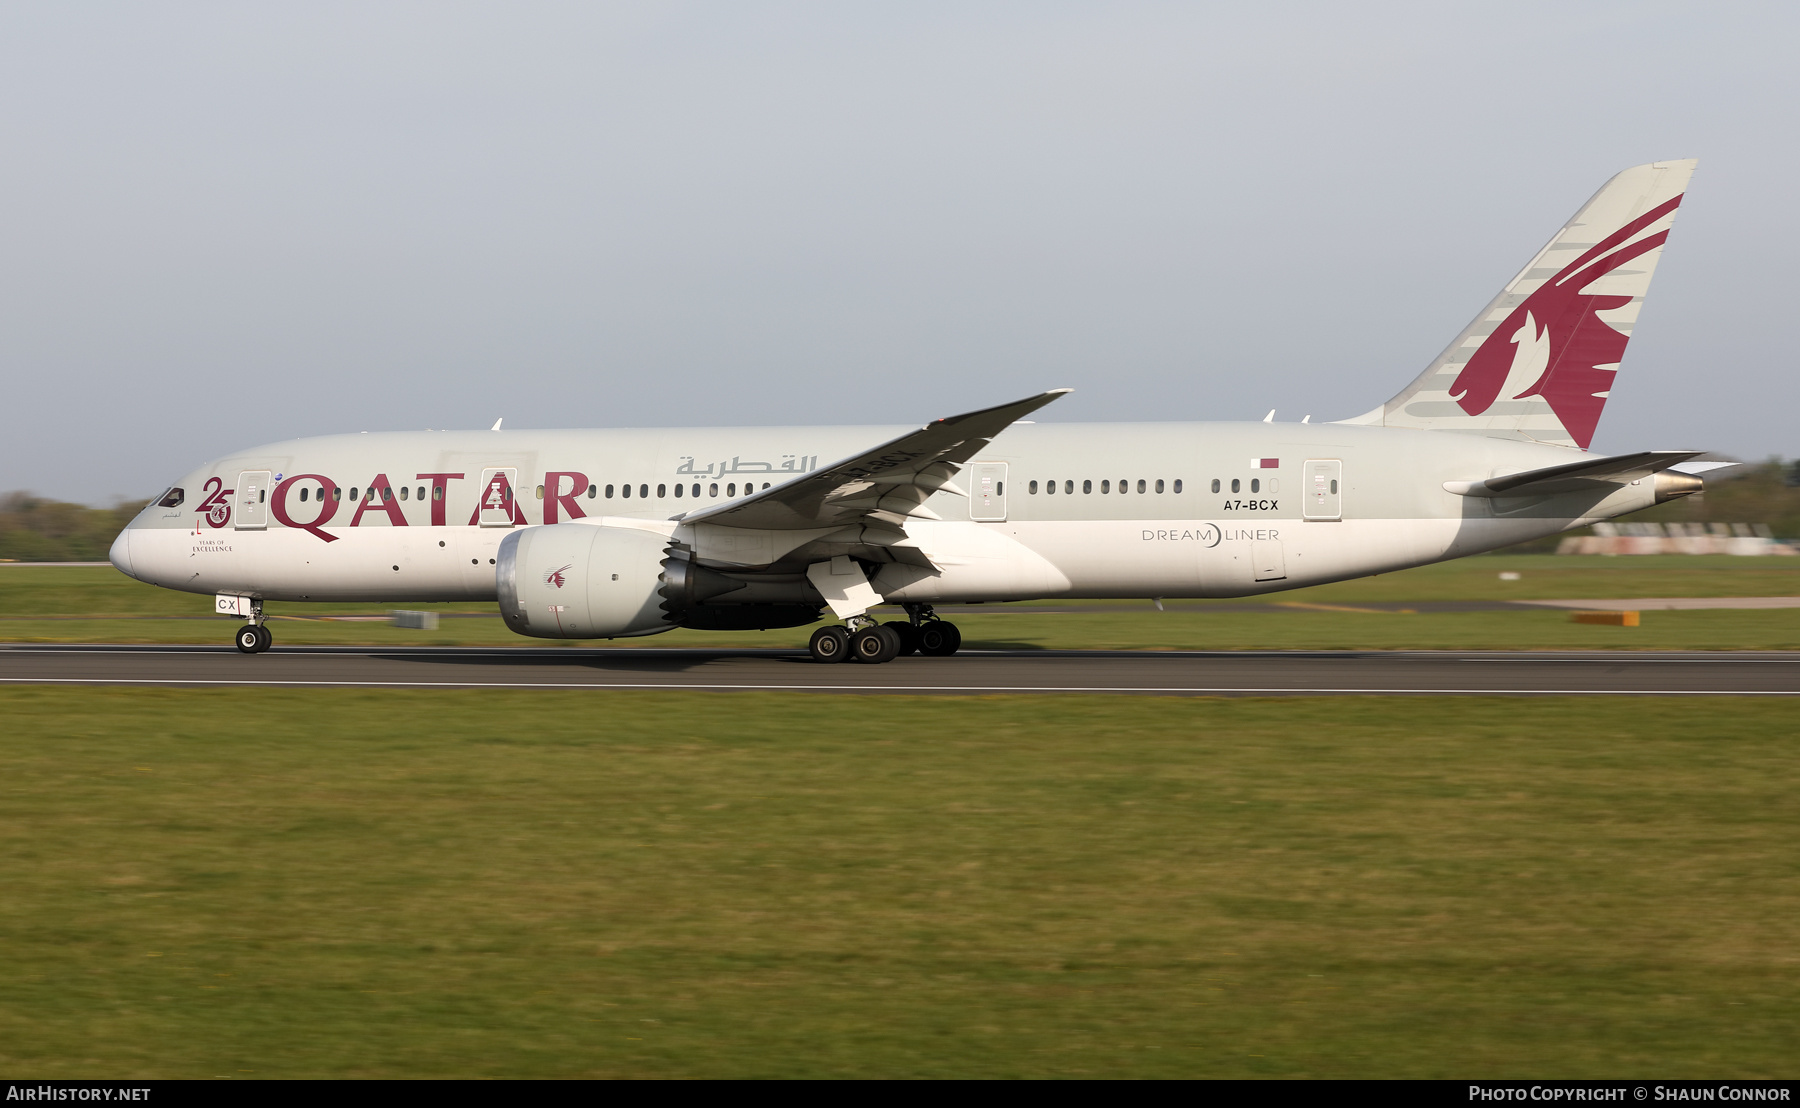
[497,523,672,639]
[497,523,826,639]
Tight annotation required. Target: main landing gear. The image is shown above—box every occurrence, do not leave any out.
[807,604,960,664]
[233,600,272,654]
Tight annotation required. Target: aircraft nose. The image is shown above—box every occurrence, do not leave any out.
[109,527,136,579]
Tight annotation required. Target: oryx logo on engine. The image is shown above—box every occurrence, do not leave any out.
[544,564,572,589]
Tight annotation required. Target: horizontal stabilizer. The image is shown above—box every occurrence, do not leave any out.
[1671,460,1737,475]
[1443,450,1704,498]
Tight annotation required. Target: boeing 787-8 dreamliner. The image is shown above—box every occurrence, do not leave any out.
[112,160,1713,663]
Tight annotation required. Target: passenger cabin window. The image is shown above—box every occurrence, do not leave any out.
[709,483,719,497]
[1230,479,1240,493]
[674,483,683,498]
[156,487,185,507]
[298,488,308,502]
[1211,479,1220,493]
[1101,480,1110,494]
[620,484,630,498]
[605,484,615,498]
[1136,479,1146,494]
[1082,480,1091,494]
[399,486,408,500]
[1331,479,1339,494]
[1155,479,1164,493]
[1250,479,1259,493]
[536,485,545,499]
[727,483,737,497]
[418,486,426,501]
[1029,480,1038,494]
[381,487,392,502]
[1118,477,1128,492]
[657,484,666,498]
[332,487,342,502]
[1173,479,1183,493]
[587,484,596,498]
[433,486,443,500]
[1046,480,1056,495]
[349,488,359,501]
[639,484,649,498]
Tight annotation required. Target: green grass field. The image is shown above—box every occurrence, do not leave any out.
[3,555,1796,650]
[1,689,1795,1078]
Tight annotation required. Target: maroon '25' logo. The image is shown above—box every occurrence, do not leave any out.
[196,476,233,528]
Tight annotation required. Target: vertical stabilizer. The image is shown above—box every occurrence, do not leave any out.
[1340,160,1696,449]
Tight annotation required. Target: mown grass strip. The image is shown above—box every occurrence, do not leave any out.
[1,688,1795,1077]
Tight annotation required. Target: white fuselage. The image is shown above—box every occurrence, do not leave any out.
[112,420,1657,611]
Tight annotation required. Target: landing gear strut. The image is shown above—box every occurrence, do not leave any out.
[233,600,271,654]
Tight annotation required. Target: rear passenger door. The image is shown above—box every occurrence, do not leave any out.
[1303,459,1342,521]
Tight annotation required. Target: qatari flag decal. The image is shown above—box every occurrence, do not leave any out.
[1251,458,1280,469]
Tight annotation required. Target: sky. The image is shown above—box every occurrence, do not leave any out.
[2,2,1795,504]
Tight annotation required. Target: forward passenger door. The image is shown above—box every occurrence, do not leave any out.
[970,463,1008,522]
[234,470,271,530]
[478,468,520,527]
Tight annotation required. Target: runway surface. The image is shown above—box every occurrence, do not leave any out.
[2,643,1796,695]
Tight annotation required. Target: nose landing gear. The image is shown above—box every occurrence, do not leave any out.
[232,599,272,654]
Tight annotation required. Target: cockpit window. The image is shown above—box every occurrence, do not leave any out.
[156,487,184,507]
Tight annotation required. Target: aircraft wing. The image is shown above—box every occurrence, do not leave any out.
[679,389,1070,530]
[1443,450,1705,498]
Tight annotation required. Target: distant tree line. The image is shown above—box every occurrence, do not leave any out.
[0,493,149,562]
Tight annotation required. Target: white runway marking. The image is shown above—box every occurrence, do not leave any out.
[1,677,1794,695]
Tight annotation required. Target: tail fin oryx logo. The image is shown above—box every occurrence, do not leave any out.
[544,564,572,589]
[1448,193,1684,447]
[1349,160,1694,450]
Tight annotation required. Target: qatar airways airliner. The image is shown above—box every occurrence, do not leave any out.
[111,160,1715,663]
